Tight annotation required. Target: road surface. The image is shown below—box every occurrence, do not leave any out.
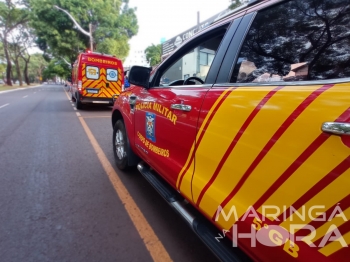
[0,84,218,262]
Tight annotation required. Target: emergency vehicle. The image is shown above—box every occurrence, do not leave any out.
[70,51,123,109]
[111,0,350,261]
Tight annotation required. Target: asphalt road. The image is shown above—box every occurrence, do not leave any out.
[0,84,218,262]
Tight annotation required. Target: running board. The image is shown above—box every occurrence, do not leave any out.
[137,162,252,262]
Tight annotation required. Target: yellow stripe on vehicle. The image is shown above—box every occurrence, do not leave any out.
[203,86,321,229]
[192,87,274,207]
[176,87,234,189]
[319,231,350,256]
[280,168,350,229]
[258,84,350,216]
[260,138,350,219]
[302,207,350,245]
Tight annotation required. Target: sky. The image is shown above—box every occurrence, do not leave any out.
[127,0,232,51]
[29,0,232,55]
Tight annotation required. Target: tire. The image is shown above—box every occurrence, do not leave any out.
[113,120,131,170]
[75,93,83,109]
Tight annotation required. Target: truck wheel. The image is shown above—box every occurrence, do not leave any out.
[113,120,130,170]
[75,93,83,109]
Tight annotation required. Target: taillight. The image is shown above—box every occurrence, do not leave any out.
[78,80,82,91]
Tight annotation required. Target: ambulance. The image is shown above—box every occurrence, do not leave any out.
[70,51,123,109]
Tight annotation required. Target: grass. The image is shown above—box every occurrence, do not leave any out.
[0,84,40,92]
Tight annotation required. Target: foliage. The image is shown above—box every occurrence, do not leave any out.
[229,0,244,10]
[27,53,48,82]
[29,0,138,63]
[0,1,29,85]
[236,0,350,81]
[42,58,70,80]
[145,44,161,66]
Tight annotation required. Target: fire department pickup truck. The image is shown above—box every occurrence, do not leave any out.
[111,0,350,261]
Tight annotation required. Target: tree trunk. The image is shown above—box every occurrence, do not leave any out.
[14,58,22,86]
[23,61,29,85]
[20,52,31,85]
[3,37,12,86]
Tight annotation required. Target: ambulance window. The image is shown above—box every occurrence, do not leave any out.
[86,66,100,80]
[106,68,118,82]
[230,0,350,83]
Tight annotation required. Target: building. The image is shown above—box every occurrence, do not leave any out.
[123,48,149,71]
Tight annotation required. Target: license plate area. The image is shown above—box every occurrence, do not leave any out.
[86,88,99,94]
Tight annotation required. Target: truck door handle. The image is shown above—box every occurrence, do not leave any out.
[322,122,350,136]
[129,95,137,105]
[171,104,192,112]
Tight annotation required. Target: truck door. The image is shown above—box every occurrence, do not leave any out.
[132,20,242,200]
[191,1,350,261]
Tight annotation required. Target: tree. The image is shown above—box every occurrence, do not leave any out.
[0,1,29,85]
[7,22,34,86]
[42,58,70,80]
[145,44,161,66]
[29,0,138,64]
[236,0,350,81]
[27,53,48,83]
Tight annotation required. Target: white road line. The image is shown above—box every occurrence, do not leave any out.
[34,92,36,94]
[73,107,77,111]
[0,103,9,109]
[76,112,81,117]
[23,95,28,98]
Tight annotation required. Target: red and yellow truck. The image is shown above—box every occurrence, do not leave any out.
[111,0,350,261]
[70,51,123,109]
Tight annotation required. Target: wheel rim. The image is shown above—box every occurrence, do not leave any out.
[115,129,126,160]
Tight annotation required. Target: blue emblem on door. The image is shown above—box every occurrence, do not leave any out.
[145,112,156,142]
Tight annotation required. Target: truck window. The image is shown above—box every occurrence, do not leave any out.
[160,33,226,86]
[230,0,350,83]
[106,68,119,82]
[86,65,100,80]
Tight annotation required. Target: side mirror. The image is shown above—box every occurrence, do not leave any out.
[112,94,119,103]
[128,66,151,89]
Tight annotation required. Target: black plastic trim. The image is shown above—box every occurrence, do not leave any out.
[150,22,235,88]
[216,12,256,84]
[205,17,244,84]
[213,77,350,88]
[193,218,253,262]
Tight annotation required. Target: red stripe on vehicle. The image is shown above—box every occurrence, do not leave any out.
[278,155,350,222]
[255,107,350,216]
[314,220,350,249]
[102,87,115,97]
[87,78,107,89]
[326,225,350,261]
[294,194,350,240]
[212,84,334,220]
[196,86,283,206]
[109,82,121,93]
[177,88,236,190]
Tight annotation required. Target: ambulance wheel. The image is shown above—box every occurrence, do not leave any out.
[75,93,83,109]
[71,94,76,102]
[113,120,130,170]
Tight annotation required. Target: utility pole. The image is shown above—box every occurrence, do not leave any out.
[54,5,94,52]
